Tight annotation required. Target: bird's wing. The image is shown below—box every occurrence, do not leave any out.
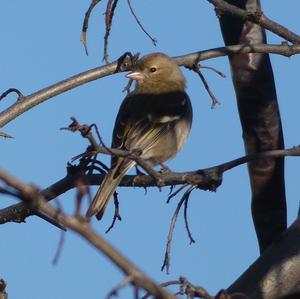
[111,91,191,170]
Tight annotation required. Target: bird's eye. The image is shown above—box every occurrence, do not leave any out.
[150,67,157,73]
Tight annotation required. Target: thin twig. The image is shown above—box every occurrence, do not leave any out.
[133,286,139,299]
[200,65,226,78]
[105,276,133,299]
[217,145,300,173]
[127,0,157,46]
[167,185,188,203]
[183,189,196,245]
[0,88,23,102]
[193,64,220,109]
[52,230,66,265]
[161,186,195,274]
[81,0,102,55]
[103,0,120,63]
[62,117,164,191]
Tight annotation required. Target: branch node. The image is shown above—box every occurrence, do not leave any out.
[0,88,24,102]
[192,64,221,109]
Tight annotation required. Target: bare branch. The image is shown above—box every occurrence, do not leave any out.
[208,0,300,44]
[105,276,133,299]
[167,185,188,203]
[1,44,300,129]
[227,215,300,299]
[200,65,226,78]
[142,280,181,299]
[0,88,24,102]
[192,64,221,108]
[1,146,300,226]
[81,0,102,55]
[161,186,196,274]
[184,195,196,245]
[52,230,66,265]
[0,168,175,299]
[103,0,120,63]
[127,0,157,46]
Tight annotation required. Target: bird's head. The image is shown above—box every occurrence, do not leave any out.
[126,53,186,93]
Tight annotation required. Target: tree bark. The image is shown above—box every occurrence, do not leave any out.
[218,0,286,252]
[228,216,300,299]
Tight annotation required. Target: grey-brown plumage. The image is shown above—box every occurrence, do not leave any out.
[86,53,193,220]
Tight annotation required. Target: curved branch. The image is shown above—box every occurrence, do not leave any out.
[0,44,300,129]
[81,0,102,55]
[228,215,300,299]
[0,169,174,299]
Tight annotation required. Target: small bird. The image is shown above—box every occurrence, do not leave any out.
[86,52,193,220]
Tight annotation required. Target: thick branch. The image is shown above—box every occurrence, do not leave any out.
[227,216,300,299]
[1,44,300,129]
[218,0,287,253]
[0,169,174,299]
[0,279,7,299]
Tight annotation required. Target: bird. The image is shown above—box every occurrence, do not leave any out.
[86,52,193,220]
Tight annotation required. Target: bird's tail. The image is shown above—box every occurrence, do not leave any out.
[86,162,133,220]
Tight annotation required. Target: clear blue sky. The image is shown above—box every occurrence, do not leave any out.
[1,1,300,298]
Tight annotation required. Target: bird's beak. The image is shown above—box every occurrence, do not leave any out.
[126,71,144,81]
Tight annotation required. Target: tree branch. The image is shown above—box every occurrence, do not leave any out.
[228,215,300,299]
[218,0,287,253]
[208,0,300,44]
[1,146,299,226]
[1,44,300,129]
[0,168,174,299]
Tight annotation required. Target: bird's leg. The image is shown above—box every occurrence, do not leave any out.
[159,163,171,174]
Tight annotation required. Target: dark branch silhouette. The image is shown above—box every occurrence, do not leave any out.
[1,146,299,226]
[81,0,102,55]
[209,0,300,44]
[218,0,287,253]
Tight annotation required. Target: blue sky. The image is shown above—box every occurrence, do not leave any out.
[1,1,300,298]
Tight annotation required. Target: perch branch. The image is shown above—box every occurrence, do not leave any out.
[1,44,300,129]
[0,146,300,226]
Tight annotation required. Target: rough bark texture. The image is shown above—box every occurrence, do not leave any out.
[228,217,300,299]
[218,0,286,252]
